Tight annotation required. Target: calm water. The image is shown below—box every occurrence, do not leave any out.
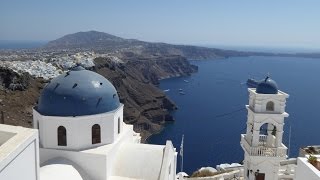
[0,40,46,49]
[149,56,320,174]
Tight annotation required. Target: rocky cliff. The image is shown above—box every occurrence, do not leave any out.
[0,55,197,141]
[0,67,43,127]
[94,54,197,140]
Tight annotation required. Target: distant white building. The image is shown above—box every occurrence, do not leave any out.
[0,66,177,180]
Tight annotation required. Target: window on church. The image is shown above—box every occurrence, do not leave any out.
[118,117,121,134]
[57,126,67,146]
[266,101,274,111]
[92,124,101,144]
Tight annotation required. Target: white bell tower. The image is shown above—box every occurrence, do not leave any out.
[241,77,289,180]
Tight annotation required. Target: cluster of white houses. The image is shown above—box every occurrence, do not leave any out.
[0,67,319,180]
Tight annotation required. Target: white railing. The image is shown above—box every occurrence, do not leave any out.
[250,146,287,157]
[241,134,287,157]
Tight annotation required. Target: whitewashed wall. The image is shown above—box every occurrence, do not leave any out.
[0,140,39,180]
[40,148,107,180]
[34,104,124,150]
[294,157,320,180]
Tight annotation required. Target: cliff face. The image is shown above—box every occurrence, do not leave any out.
[0,68,43,127]
[0,55,197,141]
[93,55,197,141]
[121,55,198,84]
[0,67,32,91]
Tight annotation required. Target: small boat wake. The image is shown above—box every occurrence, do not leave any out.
[178,88,186,95]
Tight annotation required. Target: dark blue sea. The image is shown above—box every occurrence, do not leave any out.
[148,56,320,174]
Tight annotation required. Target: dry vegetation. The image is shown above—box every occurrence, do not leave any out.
[190,169,233,178]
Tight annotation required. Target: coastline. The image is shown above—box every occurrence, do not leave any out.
[144,71,198,143]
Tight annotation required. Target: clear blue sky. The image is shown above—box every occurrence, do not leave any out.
[1,0,320,49]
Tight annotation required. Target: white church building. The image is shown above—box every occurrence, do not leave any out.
[241,77,320,180]
[241,77,290,180]
[0,66,177,180]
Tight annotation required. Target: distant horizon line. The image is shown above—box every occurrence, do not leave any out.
[0,39,319,53]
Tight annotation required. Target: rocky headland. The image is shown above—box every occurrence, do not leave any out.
[0,53,197,141]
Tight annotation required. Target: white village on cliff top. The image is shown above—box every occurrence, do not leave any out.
[0,62,320,180]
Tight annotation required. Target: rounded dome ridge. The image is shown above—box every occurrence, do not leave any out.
[256,76,278,94]
[36,67,120,116]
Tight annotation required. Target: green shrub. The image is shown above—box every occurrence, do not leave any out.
[308,155,317,164]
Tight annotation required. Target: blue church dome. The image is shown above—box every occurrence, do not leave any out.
[36,66,120,116]
[256,77,278,94]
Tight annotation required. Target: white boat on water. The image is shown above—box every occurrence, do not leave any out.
[163,89,170,92]
[183,80,189,83]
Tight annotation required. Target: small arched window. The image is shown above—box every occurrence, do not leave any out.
[266,101,274,111]
[57,126,67,146]
[92,124,101,144]
[118,117,121,134]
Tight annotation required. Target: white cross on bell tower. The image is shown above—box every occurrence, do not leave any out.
[241,77,289,180]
